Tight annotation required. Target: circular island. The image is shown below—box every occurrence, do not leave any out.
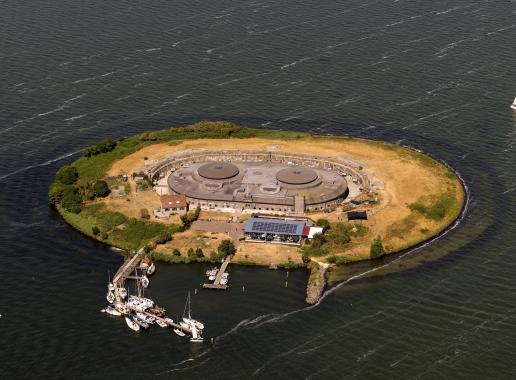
[49,121,466,303]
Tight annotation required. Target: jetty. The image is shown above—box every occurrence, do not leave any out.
[202,256,231,290]
[112,249,143,303]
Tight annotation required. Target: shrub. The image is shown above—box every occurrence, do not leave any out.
[302,253,311,264]
[315,218,331,230]
[140,208,150,220]
[155,232,172,244]
[93,180,110,197]
[370,236,385,259]
[172,248,181,256]
[311,233,326,248]
[326,255,337,263]
[326,223,351,246]
[100,232,108,240]
[92,226,100,235]
[195,248,204,258]
[301,246,329,257]
[124,183,131,195]
[55,165,78,185]
[217,239,236,257]
[48,182,70,204]
[83,139,116,157]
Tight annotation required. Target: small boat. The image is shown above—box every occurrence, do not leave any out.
[125,316,140,331]
[115,303,130,314]
[156,319,168,328]
[141,275,149,289]
[133,316,149,330]
[108,283,115,291]
[118,288,127,299]
[220,273,229,286]
[106,291,115,304]
[190,324,203,343]
[164,317,174,324]
[136,312,155,324]
[174,329,186,337]
[182,292,205,331]
[147,262,156,276]
[511,96,516,110]
[105,306,122,316]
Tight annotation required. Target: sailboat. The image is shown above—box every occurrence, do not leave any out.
[125,316,140,331]
[511,96,516,110]
[182,292,205,342]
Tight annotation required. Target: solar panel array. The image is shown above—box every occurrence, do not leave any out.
[251,220,299,234]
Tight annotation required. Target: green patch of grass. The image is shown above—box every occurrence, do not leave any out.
[409,193,458,221]
[115,218,179,250]
[301,246,329,257]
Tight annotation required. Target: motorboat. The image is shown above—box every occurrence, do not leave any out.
[511,96,516,110]
[115,303,130,314]
[206,268,218,281]
[156,319,168,328]
[105,306,122,316]
[133,316,149,330]
[147,262,156,275]
[141,275,149,289]
[108,283,115,291]
[125,316,140,332]
[106,291,115,304]
[220,272,229,286]
[164,317,174,324]
[173,329,186,337]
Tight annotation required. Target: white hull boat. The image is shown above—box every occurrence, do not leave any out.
[173,329,186,337]
[118,288,127,299]
[190,324,203,343]
[147,262,156,275]
[133,316,149,330]
[136,312,155,324]
[106,291,115,304]
[511,96,516,110]
[183,317,204,331]
[105,306,122,316]
[108,283,115,291]
[141,275,149,289]
[156,319,168,328]
[125,316,140,331]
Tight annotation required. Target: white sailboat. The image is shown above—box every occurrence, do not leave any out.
[173,328,186,337]
[141,275,150,289]
[104,306,122,316]
[106,291,115,304]
[125,316,140,331]
[182,292,205,331]
[511,96,516,110]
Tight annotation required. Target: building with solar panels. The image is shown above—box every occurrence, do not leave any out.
[150,150,362,216]
[244,216,314,245]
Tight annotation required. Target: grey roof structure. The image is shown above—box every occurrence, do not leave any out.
[244,217,307,236]
[198,162,239,180]
[276,167,318,185]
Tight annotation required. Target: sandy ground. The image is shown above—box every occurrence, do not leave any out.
[105,137,464,262]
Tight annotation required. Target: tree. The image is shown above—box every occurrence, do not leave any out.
[48,182,68,204]
[193,205,201,220]
[195,248,204,258]
[315,218,331,231]
[156,232,172,244]
[187,248,195,258]
[55,165,78,185]
[172,248,181,256]
[217,239,236,257]
[60,188,82,213]
[180,213,191,229]
[92,226,100,235]
[93,180,110,197]
[370,236,385,259]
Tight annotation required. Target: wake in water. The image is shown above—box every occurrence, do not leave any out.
[0,150,82,182]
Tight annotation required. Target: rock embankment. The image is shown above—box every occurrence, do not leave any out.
[305,263,329,304]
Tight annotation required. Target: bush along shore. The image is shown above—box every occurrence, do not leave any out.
[49,121,465,303]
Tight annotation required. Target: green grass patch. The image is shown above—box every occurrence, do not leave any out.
[409,193,458,221]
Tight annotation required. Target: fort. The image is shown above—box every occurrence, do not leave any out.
[148,149,370,215]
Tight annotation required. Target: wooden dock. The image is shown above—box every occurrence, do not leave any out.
[112,249,143,303]
[202,256,231,290]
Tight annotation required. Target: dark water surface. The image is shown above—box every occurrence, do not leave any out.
[1,0,516,378]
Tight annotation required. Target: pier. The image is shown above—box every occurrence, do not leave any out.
[112,249,143,303]
[202,256,231,290]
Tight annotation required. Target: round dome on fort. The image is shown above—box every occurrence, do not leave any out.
[197,162,239,180]
[276,167,318,185]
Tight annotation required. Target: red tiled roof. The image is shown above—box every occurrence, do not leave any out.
[160,194,187,209]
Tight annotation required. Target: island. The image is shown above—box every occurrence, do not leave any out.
[49,121,465,303]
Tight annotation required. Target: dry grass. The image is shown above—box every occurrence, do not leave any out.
[105,136,464,262]
[234,242,303,266]
[155,230,229,257]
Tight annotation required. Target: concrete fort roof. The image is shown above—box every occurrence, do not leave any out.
[197,162,239,180]
[276,167,318,185]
